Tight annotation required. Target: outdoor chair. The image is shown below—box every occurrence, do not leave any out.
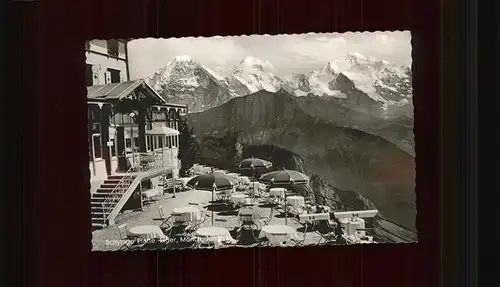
[315,219,337,245]
[142,191,160,207]
[117,224,144,250]
[235,227,261,246]
[153,205,174,230]
[186,205,208,232]
[216,190,232,202]
[286,204,304,216]
[239,213,260,231]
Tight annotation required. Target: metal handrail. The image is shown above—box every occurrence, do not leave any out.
[99,150,175,224]
[101,164,135,222]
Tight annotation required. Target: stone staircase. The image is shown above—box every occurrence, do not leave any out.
[91,175,136,230]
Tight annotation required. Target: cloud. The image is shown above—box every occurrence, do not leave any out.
[127,31,411,79]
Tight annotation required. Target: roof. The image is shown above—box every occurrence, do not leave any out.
[87,79,146,100]
[86,80,188,110]
[145,126,180,136]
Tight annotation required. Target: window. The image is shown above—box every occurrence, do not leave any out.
[106,40,119,57]
[158,137,163,148]
[85,64,93,87]
[110,139,116,156]
[91,123,102,159]
[146,137,151,151]
[153,111,166,121]
[108,68,121,83]
[112,113,134,124]
[125,138,132,154]
[167,136,172,148]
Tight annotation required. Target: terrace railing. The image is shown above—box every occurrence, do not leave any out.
[315,193,418,243]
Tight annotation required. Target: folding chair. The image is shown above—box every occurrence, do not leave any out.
[117,224,144,250]
[153,205,172,230]
[315,220,337,245]
[185,203,208,232]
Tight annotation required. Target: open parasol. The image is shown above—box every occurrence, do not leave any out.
[187,172,235,225]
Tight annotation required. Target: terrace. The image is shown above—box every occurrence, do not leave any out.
[92,164,379,251]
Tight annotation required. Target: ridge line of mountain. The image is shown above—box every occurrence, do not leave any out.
[188,89,414,157]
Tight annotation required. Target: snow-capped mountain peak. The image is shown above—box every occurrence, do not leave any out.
[147,55,237,112]
[146,53,412,119]
[172,55,193,62]
[149,55,227,90]
[226,56,288,94]
[239,56,272,72]
[287,52,413,119]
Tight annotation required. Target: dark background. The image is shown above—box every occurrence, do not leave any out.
[6,0,485,285]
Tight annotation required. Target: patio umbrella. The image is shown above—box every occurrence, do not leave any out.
[259,168,309,185]
[187,172,235,226]
[259,168,309,225]
[238,157,273,200]
[237,157,273,170]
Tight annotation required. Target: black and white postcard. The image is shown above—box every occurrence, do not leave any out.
[87,31,417,251]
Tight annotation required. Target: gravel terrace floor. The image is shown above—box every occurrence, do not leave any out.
[92,187,326,251]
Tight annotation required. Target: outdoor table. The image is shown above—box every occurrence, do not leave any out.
[345,217,366,236]
[298,212,331,224]
[179,177,194,187]
[172,206,202,223]
[238,207,262,223]
[195,227,234,246]
[269,188,286,198]
[128,225,166,240]
[250,182,265,190]
[201,169,210,175]
[286,195,305,208]
[260,225,298,245]
[230,193,248,205]
[237,176,251,185]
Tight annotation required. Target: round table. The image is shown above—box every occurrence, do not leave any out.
[345,217,366,236]
[230,193,247,205]
[286,196,305,208]
[238,207,262,222]
[269,188,286,198]
[250,182,265,190]
[237,176,251,185]
[195,227,234,246]
[172,206,202,223]
[128,225,166,240]
[260,225,298,245]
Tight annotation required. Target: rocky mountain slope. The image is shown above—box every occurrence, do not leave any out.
[187,90,417,233]
[295,95,414,155]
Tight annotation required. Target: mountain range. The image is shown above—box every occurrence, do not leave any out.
[148,53,413,119]
[147,53,414,154]
[186,90,417,235]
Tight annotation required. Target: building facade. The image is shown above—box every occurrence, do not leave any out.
[85,40,188,187]
[85,39,130,86]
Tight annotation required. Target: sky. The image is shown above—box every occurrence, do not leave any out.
[127,31,411,80]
